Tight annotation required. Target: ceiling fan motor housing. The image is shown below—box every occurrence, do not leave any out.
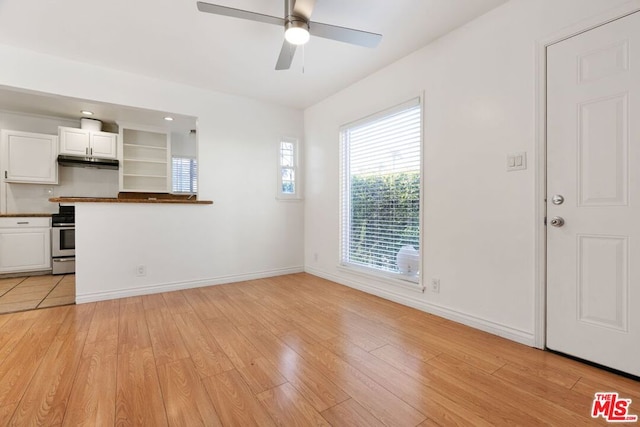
[285,17,309,31]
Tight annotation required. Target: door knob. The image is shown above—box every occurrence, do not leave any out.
[551,195,564,205]
[549,216,565,227]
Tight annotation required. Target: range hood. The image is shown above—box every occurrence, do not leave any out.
[57,155,119,170]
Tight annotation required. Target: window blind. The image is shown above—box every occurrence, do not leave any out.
[340,98,421,282]
[172,157,197,193]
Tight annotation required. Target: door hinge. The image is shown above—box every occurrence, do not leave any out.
[4,171,6,179]
[544,216,547,226]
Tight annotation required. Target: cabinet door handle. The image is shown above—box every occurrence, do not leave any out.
[90,147,93,156]
[17,221,29,225]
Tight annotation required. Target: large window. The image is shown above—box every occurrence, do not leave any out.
[172,156,197,194]
[340,98,422,283]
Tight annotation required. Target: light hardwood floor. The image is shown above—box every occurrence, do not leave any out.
[0,273,636,426]
[0,274,75,314]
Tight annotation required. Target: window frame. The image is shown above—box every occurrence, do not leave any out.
[171,156,198,195]
[277,137,302,200]
[339,97,424,287]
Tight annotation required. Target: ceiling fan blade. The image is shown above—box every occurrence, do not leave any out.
[197,1,284,26]
[275,40,297,70]
[309,21,382,48]
[292,0,317,20]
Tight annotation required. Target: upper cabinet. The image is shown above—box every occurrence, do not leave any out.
[118,123,171,193]
[1,129,58,184]
[59,126,117,159]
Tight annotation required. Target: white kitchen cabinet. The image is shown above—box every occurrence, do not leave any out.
[59,126,117,159]
[118,123,171,193]
[0,217,51,273]
[1,130,58,184]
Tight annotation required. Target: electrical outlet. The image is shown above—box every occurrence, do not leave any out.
[136,265,146,277]
[430,278,440,293]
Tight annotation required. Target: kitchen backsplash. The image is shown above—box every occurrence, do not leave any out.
[6,166,119,213]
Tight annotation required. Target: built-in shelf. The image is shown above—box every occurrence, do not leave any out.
[119,125,171,193]
[123,173,167,178]
[123,158,167,164]
[123,143,167,150]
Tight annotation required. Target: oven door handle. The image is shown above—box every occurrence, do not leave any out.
[53,257,75,262]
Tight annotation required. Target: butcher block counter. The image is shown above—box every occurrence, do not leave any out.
[49,193,212,205]
[49,197,212,205]
[0,213,52,217]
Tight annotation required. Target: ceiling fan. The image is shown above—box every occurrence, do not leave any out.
[196,0,382,70]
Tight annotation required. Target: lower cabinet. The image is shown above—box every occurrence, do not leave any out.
[0,218,51,273]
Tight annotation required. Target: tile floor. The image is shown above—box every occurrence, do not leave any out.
[0,274,75,314]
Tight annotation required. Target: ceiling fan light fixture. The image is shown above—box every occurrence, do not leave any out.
[284,19,310,45]
[196,1,384,70]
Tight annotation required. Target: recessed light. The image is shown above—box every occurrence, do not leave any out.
[81,110,94,116]
[164,116,174,121]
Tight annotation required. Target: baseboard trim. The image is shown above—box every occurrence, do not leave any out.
[76,266,304,304]
[305,266,535,347]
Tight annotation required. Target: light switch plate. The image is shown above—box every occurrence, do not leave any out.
[507,152,527,172]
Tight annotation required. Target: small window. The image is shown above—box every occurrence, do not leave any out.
[172,157,197,194]
[278,138,300,199]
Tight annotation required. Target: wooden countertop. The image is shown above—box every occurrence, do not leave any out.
[0,213,52,217]
[49,197,213,205]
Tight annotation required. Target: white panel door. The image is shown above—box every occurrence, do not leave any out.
[0,229,51,272]
[90,132,117,159]
[3,130,58,184]
[547,12,640,376]
[59,127,90,156]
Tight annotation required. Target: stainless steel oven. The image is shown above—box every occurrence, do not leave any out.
[52,226,75,257]
[51,206,75,275]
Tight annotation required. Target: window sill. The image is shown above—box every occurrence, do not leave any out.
[337,263,424,293]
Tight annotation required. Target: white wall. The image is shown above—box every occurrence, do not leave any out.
[303,0,635,345]
[0,44,304,301]
[0,111,119,213]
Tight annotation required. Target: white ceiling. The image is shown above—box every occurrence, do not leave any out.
[0,85,197,134]
[0,0,507,109]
